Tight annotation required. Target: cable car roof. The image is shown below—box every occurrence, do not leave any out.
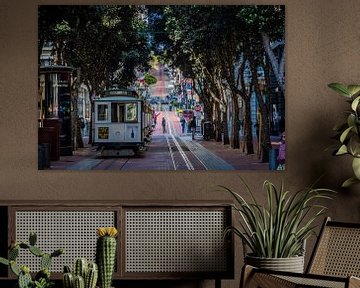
[95,96,143,102]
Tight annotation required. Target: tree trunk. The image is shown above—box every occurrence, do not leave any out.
[244,98,254,155]
[250,58,271,163]
[87,87,95,145]
[230,93,240,149]
[222,109,230,145]
[262,33,285,93]
[214,101,222,142]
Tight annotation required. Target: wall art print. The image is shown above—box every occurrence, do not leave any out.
[38,5,285,171]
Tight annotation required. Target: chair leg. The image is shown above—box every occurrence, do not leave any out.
[240,265,296,288]
[240,265,255,288]
[349,276,360,288]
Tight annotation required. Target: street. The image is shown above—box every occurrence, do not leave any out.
[51,109,267,171]
[49,62,269,171]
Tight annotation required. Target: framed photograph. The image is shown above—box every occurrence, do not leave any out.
[38,5,285,171]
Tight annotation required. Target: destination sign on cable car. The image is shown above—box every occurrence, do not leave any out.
[105,88,137,97]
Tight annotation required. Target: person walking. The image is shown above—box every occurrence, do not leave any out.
[152,111,160,127]
[277,132,286,170]
[161,117,166,133]
[180,116,186,134]
[189,116,196,140]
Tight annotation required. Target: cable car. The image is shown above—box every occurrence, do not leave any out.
[93,88,152,157]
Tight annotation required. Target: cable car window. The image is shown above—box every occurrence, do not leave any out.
[111,103,125,123]
[126,103,137,122]
[97,104,108,121]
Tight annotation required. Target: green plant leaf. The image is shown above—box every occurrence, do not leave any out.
[352,157,360,179]
[342,177,360,187]
[223,179,335,258]
[328,83,352,98]
[351,96,360,111]
[336,145,348,155]
[340,126,353,143]
[349,135,360,156]
[347,114,356,128]
[347,85,360,97]
[0,257,9,266]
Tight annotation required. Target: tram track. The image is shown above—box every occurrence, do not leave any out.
[165,112,207,171]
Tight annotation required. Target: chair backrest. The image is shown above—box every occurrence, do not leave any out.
[307,217,360,278]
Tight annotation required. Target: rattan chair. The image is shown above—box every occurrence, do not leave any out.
[241,217,360,288]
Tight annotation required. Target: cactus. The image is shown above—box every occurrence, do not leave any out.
[0,232,63,288]
[29,245,44,257]
[64,265,72,273]
[41,253,52,270]
[18,269,32,288]
[85,263,98,288]
[35,268,51,282]
[74,258,87,279]
[10,260,21,276]
[29,232,37,246]
[9,246,19,260]
[63,272,74,288]
[63,259,98,288]
[96,227,118,288]
[51,248,64,258]
[73,275,85,288]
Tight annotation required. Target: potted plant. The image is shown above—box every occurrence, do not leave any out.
[328,83,360,187]
[0,232,63,288]
[62,258,98,288]
[222,179,335,273]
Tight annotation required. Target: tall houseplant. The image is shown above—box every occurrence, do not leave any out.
[328,83,360,187]
[223,179,335,272]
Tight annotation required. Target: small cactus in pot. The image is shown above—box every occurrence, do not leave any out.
[0,232,63,288]
[62,259,98,288]
[96,227,118,288]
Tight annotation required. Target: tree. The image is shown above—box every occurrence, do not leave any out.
[39,5,152,144]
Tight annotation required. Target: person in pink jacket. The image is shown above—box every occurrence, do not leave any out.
[277,132,286,170]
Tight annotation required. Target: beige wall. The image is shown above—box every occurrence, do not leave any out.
[1,0,360,287]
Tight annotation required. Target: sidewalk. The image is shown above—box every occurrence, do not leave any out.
[196,137,268,170]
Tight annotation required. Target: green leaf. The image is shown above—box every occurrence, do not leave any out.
[342,177,360,188]
[328,83,352,98]
[340,126,353,143]
[351,96,360,111]
[347,85,360,97]
[352,157,360,179]
[0,257,9,266]
[10,261,20,276]
[347,114,356,128]
[336,145,348,155]
[349,135,360,156]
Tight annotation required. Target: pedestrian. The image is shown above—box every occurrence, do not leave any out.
[189,116,196,140]
[180,117,186,134]
[277,132,286,170]
[162,117,166,133]
[153,111,160,127]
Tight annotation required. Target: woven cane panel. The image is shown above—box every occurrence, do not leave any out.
[15,211,115,272]
[310,226,360,277]
[125,210,227,273]
[277,275,345,288]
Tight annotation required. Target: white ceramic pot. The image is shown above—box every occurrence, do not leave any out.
[245,254,305,273]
